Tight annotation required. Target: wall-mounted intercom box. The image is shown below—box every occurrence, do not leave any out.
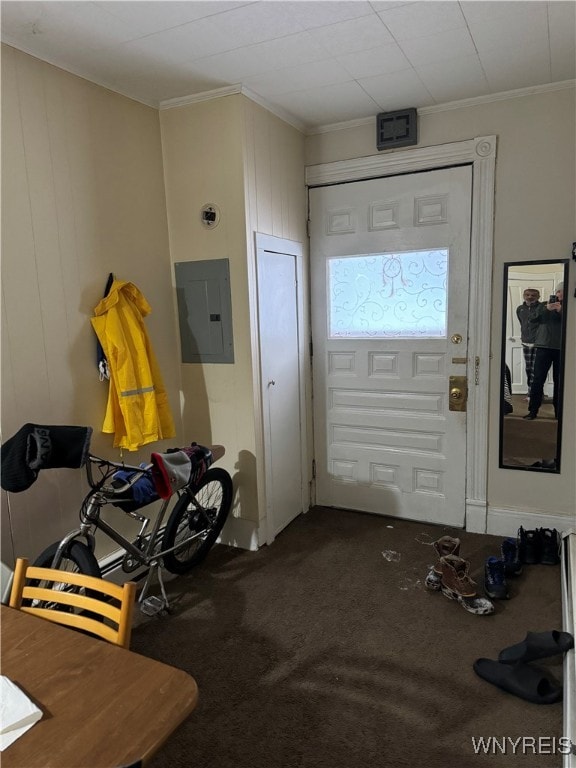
[175,258,234,364]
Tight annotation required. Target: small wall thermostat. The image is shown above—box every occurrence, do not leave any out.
[201,203,221,229]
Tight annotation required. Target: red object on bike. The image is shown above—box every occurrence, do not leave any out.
[150,450,192,499]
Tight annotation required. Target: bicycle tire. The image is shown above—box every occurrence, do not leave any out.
[33,540,102,577]
[29,541,102,611]
[161,467,233,574]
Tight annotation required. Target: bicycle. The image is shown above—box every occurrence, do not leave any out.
[32,441,233,615]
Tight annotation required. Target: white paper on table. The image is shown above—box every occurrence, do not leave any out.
[0,676,43,751]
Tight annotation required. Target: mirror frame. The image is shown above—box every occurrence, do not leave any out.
[499,259,569,473]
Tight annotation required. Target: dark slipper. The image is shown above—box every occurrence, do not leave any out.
[473,658,562,704]
[498,630,574,664]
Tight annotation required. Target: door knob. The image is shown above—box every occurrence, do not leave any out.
[449,375,468,411]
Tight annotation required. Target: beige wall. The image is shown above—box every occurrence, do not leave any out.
[159,95,307,535]
[1,46,182,563]
[3,43,572,566]
[306,86,576,518]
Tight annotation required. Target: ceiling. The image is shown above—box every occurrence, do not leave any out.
[2,1,575,132]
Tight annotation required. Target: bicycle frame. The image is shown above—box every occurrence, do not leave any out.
[48,452,219,614]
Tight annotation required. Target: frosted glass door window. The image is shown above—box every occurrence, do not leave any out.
[328,249,448,338]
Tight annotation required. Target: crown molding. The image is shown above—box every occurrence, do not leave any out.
[159,84,244,110]
[159,84,307,133]
[309,79,576,135]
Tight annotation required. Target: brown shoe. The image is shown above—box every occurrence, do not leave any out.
[424,536,461,591]
[439,555,494,615]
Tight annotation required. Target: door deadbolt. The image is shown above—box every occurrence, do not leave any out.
[449,375,468,411]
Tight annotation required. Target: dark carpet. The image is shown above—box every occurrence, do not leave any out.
[132,506,564,768]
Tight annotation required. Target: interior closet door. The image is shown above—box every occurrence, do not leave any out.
[256,235,305,540]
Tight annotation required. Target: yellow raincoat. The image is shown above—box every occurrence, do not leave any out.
[91,280,175,451]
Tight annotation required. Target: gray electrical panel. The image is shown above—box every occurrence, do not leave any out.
[175,259,234,364]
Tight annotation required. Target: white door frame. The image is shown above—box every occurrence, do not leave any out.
[254,233,309,545]
[305,136,497,533]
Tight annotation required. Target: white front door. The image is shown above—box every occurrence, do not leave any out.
[256,236,305,540]
[310,166,472,526]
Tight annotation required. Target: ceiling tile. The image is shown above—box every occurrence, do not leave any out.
[1,2,142,53]
[369,1,418,11]
[93,1,251,36]
[398,26,476,68]
[282,1,374,30]
[55,38,186,85]
[306,15,394,56]
[190,31,332,82]
[336,42,410,79]
[268,80,380,127]
[377,1,467,41]
[244,58,353,98]
[110,17,241,62]
[358,68,435,111]
[110,70,223,105]
[201,2,305,47]
[480,43,552,92]
[415,54,490,102]
[462,2,549,54]
[460,0,547,26]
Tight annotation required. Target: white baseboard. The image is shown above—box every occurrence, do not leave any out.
[218,515,260,551]
[466,499,488,533]
[486,506,575,538]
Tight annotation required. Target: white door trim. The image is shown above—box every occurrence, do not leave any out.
[306,136,497,533]
[254,233,309,545]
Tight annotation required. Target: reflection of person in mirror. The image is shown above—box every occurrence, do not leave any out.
[523,283,564,421]
[516,288,541,398]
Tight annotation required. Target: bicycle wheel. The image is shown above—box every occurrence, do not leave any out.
[161,467,233,574]
[30,540,102,609]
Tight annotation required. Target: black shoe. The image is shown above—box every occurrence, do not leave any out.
[501,537,522,577]
[484,557,509,599]
[539,528,560,565]
[518,526,542,565]
[523,414,537,420]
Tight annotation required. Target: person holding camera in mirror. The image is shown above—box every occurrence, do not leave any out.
[516,288,542,400]
[523,283,564,421]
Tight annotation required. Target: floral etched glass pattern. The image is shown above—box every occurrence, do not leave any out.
[328,249,448,338]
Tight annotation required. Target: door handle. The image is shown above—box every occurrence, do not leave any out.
[449,375,468,411]
[268,380,276,387]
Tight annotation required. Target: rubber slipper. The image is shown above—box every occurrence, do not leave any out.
[473,658,562,704]
[498,630,574,664]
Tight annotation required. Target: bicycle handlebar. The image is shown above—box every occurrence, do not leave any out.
[85,454,152,494]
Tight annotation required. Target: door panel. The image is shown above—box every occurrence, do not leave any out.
[257,247,303,538]
[310,166,472,526]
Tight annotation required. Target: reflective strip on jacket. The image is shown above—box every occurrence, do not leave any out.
[91,280,176,450]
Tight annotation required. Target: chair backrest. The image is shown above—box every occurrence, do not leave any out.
[9,557,137,649]
[1,560,14,605]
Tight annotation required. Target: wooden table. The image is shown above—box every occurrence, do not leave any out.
[1,605,199,767]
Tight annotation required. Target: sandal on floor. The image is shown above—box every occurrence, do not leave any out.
[498,630,574,664]
[473,658,562,705]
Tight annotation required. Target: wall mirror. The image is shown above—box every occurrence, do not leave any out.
[499,259,569,472]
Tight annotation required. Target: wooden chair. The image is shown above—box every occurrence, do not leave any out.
[9,557,137,649]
